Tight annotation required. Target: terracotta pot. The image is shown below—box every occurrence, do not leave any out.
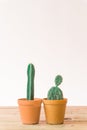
[18,98,42,124]
[43,98,67,125]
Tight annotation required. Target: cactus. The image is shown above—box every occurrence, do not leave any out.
[27,63,35,100]
[47,75,63,100]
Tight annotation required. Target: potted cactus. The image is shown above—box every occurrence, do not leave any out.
[18,63,42,124]
[43,75,67,125]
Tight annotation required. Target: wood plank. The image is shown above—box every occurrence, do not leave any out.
[0,106,87,130]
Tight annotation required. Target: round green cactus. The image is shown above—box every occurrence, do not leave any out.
[47,75,63,100]
[27,63,35,100]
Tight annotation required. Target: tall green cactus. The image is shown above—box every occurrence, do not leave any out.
[47,75,63,100]
[27,63,35,100]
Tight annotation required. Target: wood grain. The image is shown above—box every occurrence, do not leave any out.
[0,106,87,130]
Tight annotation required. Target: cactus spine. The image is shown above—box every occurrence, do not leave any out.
[47,75,63,100]
[27,63,35,100]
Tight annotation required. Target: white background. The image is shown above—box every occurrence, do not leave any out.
[0,0,87,106]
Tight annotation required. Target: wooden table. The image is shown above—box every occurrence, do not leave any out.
[0,106,87,130]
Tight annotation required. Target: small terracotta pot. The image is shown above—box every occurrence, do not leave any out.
[18,98,42,124]
[43,98,67,125]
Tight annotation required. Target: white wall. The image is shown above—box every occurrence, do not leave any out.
[0,0,87,106]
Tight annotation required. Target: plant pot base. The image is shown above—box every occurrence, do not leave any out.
[18,98,42,125]
[43,98,67,125]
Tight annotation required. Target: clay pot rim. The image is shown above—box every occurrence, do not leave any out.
[18,98,42,106]
[43,98,67,105]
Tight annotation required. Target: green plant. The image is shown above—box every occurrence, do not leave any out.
[27,63,35,100]
[47,75,63,100]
